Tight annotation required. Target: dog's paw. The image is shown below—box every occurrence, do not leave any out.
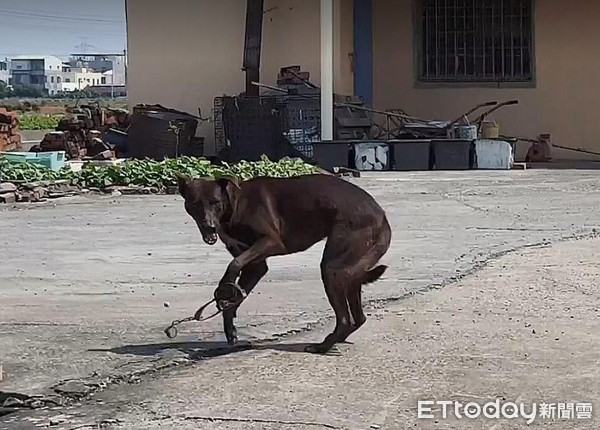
[226,329,238,345]
[303,344,321,353]
[304,343,344,355]
[304,343,337,354]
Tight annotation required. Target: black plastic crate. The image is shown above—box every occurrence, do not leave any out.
[312,141,351,171]
[389,140,432,171]
[431,139,475,170]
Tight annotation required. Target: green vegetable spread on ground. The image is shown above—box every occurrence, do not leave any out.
[0,155,320,190]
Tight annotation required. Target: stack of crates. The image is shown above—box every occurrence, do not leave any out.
[281,93,321,160]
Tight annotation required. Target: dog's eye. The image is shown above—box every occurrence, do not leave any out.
[210,200,219,206]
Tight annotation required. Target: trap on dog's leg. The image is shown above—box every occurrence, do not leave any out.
[220,261,268,345]
[163,282,247,339]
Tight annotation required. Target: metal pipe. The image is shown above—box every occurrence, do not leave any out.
[320,0,334,141]
[250,81,429,122]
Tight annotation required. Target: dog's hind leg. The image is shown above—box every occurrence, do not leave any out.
[342,282,366,342]
[223,260,268,345]
[304,262,352,354]
[305,226,354,354]
[339,250,385,343]
[336,219,392,344]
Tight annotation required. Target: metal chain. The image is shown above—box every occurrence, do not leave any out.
[163,283,249,339]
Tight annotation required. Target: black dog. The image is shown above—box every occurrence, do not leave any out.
[176,173,391,353]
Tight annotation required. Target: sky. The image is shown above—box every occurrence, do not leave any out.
[0,0,126,59]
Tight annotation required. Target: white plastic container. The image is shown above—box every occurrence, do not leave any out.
[475,139,514,170]
[353,142,389,171]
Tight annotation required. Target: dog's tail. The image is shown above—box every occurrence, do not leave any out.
[362,265,388,285]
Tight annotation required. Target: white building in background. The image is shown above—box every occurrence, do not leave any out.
[69,54,126,86]
[0,59,9,83]
[57,66,110,93]
[7,54,123,96]
[9,55,64,94]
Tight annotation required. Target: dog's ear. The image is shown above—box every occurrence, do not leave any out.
[175,173,191,198]
[216,175,241,202]
[217,175,241,190]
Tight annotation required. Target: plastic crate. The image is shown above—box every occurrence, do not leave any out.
[0,151,66,171]
[474,139,514,170]
[1,152,40,164]
[389,140,432,171]
[353,142,390,171]
[35,151,66,171]
[431,140,474,170]
[312,141,351,171]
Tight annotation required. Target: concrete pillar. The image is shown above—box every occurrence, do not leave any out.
[320,0,334,141]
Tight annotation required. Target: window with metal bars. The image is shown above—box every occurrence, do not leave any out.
[416,0,534,84]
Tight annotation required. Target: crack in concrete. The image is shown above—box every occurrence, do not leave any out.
[159,413,342,429]
[375,229,599,305]
[438,192,493,215]
[465,227,565,232]
[138,406,343,429]
[3,228,599,421]
[0,322,82,327]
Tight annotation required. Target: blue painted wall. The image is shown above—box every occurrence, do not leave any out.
[353,0,373,106]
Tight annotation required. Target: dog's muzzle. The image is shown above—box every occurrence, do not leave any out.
[200,225,218,245]
[202,232,218,245]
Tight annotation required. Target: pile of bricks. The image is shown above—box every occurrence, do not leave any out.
[0,180,83,204]
[0,108,22,152]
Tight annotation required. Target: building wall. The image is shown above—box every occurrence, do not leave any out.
[10,56,67,94]
[127,0,598,160]
[0,68,8,84]
[126,0,354,155]
[46,70,64,95]
[11,59,32,71]
[372,0,600,160]
[127,0,246,154]
[73,70,106,90]
[260,0,353,94]
[71,56,127,86]
[59,82,78,92]
[107,57,127,86]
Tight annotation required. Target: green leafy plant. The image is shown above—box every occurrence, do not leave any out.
[0,159,68,182]
[0,156,320,190]
[19,114,62,130]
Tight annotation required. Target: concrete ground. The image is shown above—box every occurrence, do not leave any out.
[1,170,600,429]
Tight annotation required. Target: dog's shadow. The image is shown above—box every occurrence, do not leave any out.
[89,340,347,359]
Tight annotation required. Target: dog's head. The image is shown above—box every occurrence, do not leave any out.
[175,173,241,246]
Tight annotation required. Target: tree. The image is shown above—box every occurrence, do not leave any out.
[0,80,14,98]
[12,85,46,98]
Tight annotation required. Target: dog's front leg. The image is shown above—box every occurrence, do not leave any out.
[219,229,250,258]
[219,237,284,286]
[217,237,283,345]
[222,261,269,345]
[216,235,254,345]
